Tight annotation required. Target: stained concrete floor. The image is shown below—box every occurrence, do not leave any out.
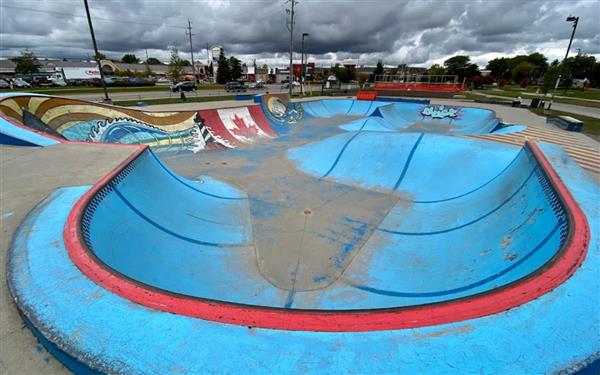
[0,143,136,374]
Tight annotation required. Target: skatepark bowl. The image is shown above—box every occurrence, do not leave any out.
[2,93,598,374]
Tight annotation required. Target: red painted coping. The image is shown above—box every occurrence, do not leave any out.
[63,141,590,332]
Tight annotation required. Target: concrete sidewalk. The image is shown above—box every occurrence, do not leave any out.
[0,143,136,375]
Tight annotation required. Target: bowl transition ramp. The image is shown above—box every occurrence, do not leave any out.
[0,94,274,151]
[302,99,504,135]
[4,93,598,374]
[7,140,597,373]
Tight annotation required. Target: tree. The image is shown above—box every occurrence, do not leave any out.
[486,57,511,80]
[443,55,480,80]
[426,64,445,75]
[10,50,41,75]
[374,60,384,76]
[590,62,600,88]
[525,52,548,76]
[168,46,185,81]
[216,51,230,83]
[542,64,571,94]
[370,60,384,82]
[564,55,596,79]
[511,62,536,86]
[330,63,350,83]
[145,57,161,65]
[121,54,140,64]
[229,56,242,80]
[181,59,191,67]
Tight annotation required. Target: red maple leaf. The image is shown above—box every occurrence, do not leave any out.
[231,114,259,138]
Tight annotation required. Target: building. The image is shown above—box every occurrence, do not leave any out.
[100,60,207,79]
[0,58,207,80]
[293,62,315,82]
[0,58,98,79]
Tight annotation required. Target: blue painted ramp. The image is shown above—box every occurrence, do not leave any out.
[8,141,598,374]
[0,114,60,146]
[302,99,515,134]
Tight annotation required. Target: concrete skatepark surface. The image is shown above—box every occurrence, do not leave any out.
[1,94,599,374]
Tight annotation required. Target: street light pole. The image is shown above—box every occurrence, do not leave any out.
[549,15,579,110]
[83,0,110,103]
[564,16,579,62]
[301,33,309,96]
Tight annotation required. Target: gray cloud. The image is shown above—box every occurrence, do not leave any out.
[1,0,599,67]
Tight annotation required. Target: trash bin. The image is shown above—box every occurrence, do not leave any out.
[530,98,541,108]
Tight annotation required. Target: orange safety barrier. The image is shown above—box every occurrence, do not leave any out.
[356,90,378,101]
[374,82,464,92]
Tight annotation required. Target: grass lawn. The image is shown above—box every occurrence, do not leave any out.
[0,84,224,96]
[114,95,236,107]
[477,88,600,109]
[528,107,600,141]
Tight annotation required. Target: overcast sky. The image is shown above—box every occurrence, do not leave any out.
[1,0,599,68]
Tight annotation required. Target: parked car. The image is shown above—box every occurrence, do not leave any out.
[156,77,171,85]
[50,78,67,87]
[171,81,197,92]
[281,81,300,89]
[224,81,247,92]
[14,78,31,88]
[250,82,265,89]
[0,79,9,89]
[30,77,53,87]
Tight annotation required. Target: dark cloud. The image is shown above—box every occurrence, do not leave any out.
[1,0,598,67]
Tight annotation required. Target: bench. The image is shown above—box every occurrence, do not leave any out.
[547,115,584,132]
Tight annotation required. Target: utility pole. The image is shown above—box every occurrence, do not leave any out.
[83,0,110,103]
[286,0,298,97]
[186,19,196,82]
[145,48,149,71]
[206,43,210,66]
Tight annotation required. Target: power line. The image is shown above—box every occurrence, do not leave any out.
[0,4,185,30]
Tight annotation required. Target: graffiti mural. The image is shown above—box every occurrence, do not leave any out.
[261,94,303,124]
[420,105,460,119]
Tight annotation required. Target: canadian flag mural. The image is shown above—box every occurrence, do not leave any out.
[217,107,272,143]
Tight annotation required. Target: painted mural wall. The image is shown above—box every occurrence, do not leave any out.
[0,95,276,153]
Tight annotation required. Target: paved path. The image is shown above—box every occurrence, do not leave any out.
[45,84,324,102]
[474,92,600,119]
